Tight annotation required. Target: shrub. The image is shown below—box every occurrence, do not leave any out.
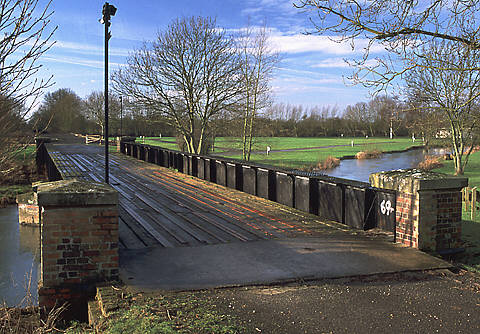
[317,156,340,170]
[355,150,382,160]
[417,155,444,170]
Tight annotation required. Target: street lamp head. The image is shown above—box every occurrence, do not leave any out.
[102,2,117,23]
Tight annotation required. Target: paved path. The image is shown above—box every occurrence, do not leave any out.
[46,140,451,291]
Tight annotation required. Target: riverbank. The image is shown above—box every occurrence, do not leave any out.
[0,146,43,207]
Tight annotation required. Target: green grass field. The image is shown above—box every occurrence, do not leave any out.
[141,136,423,169]
[137,137,178,150]
[434,150,480,188]
[433,150,480,226]
[221,138,422,169]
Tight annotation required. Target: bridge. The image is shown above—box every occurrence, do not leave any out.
[35,135,453,290]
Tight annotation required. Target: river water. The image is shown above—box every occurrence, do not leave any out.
[324,148,446,182]
[0,206,40,307]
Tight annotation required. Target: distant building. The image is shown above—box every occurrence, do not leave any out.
[435,128,451,138]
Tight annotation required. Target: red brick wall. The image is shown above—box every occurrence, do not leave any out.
[434,190,462,250]
[394,189,462,251]
[40,205,118,287]
[395,192,418,248]
[39,204,118,313]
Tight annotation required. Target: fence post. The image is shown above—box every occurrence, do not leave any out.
[465,187,470,212]
[471,187,477,220]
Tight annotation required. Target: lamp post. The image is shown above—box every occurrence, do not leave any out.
[101,2,117,184]
[120,95,123,137]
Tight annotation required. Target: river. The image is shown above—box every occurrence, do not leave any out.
[0,206,40,307]
[324,148,447,182]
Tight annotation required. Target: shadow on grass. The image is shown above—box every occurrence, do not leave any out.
[455,220,480,272]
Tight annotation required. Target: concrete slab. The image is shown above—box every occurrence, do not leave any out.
[119,235,452,291]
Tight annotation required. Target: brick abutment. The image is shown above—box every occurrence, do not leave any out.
[19,179,119,320]
[370,169,467,252]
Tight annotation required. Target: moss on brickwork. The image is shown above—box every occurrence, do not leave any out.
[370,168,468,193]
[35,179,118,206]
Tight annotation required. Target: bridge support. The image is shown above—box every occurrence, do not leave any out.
[35,179,119,320]
[370,169,467,252]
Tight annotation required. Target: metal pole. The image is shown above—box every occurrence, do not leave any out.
[104,16,109,184]
[120,96,123,137]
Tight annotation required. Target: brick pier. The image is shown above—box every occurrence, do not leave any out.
[370,169,467,252]
[33,179,119,319]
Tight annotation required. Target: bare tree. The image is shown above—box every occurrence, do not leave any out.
[112,16,243,154]
[344,102,369,136]
[404,89,444,146]
[84,91,121,136]
[294,1,480,90]
[406,41,480,175]
[0,0,55,173]
[238,24,279,161]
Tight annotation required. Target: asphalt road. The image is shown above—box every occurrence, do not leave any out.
[209,269,480,334]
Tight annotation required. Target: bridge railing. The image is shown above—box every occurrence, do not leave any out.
[120,139,397,235]
[35,137,62,181]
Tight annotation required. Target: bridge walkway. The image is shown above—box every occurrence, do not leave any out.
[46,144,354,251]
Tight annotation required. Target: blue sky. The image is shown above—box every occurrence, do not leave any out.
[37,0,379,109]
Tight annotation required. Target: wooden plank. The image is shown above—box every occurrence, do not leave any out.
[179,212,233,244]
[120,200,175,247]
[191,211,254,242]
[135,192,212,245]
[119,206,159,247]
[118,217,147,249]
[128,167,282,238]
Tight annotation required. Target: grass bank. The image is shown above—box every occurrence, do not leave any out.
[8,288,245,334]
[0,146,41,207]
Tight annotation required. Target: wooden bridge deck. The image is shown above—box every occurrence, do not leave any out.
[46,145,352,250]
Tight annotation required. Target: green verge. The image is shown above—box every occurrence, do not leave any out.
[434,150,480,188]
[137,137,178,150]
[0,146,38,206]
[65,290,244,334]
[0,185,33,204]
[12,145,36,163]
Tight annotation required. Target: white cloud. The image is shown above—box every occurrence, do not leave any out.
[311,57,380,69]
[268,28,386,56]
[42,55,124,69]
[241,7,262,16]
[53,40,131,57]
[311,58,350,68]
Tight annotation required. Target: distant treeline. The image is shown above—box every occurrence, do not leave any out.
[25,89,417,140]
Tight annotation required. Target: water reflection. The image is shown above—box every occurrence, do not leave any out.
[0,206,40,307]
[325,148,446,182]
